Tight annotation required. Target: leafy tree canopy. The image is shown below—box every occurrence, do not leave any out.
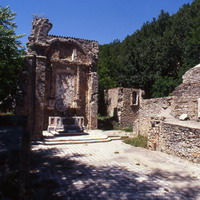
[98,0,200,101]
[0,6,25,112]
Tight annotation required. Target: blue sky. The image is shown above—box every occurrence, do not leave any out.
[1,0,193,46]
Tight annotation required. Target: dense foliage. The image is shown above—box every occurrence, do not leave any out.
[0,6,25,112]
[98,0,200,99]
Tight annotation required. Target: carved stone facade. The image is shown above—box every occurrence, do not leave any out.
[24,18,99,138]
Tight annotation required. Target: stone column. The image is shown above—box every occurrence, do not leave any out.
[24,55,36,135]
[33,56,47,139]
[87,71,98,129]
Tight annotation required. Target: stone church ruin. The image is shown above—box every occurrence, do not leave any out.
[23,18,99,138]
[19,18,200,163]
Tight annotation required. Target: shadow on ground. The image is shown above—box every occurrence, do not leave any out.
[0,120,30,200]
[30,147,200,200]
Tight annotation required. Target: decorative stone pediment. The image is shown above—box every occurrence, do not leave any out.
[47,40,88,65]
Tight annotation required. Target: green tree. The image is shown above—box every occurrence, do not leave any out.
[0,6,25,112]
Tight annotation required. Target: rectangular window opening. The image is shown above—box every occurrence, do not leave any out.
[131,91,138,106]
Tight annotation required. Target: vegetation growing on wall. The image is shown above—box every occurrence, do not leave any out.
[98,0,200,100]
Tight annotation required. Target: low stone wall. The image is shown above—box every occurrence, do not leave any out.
[159,123,200,163]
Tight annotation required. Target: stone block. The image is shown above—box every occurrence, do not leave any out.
[179,114,188,121]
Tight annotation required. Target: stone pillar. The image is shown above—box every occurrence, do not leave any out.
[33,56,47,139]
[87,71,98,129]
[25,55,36,135]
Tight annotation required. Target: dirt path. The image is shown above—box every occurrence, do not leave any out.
[30,140,200,200]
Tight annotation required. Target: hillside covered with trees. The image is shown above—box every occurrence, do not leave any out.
[98,0,200,100]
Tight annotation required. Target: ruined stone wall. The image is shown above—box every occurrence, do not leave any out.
[146,117,164,150]
[171,83,200,120]
[120,88,142,127]
[158,123,200,163]
[132,63,200,163]
[105,88,143,127]
[139,97,173,116]
[144,117,200,163]
[171,63,200,121]
[104,88,120,118]
[133,97,173,136]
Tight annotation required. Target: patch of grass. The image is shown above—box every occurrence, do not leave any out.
[123,134,148,148]
[0,112,13,115]
[114,124,133,132]
[97,115,112,121]
[122,126,133,132]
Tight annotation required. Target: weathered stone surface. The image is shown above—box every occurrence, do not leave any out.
[104,88,144,127]
[23,18,99,138]
[159,123,200,163]
[182,63,200,84]
[133,96,173,136]
[172,63,200,120]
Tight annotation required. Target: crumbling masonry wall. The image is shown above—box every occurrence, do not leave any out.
[159,123,200,163]
[146,118,200,163]
[24,18,99,138]
[133,63,200,163]
[133,97,173,136]
[171,64,200,120]
[104,88,144,127]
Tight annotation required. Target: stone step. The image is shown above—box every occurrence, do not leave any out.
[53,132,87,136]
[54,126,83,132]
[44,137,121,145]
[44,134,108,142]
[58,129,83,133]
[32,136,121,145]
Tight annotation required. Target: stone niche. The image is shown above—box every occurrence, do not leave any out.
[23,18,99,138]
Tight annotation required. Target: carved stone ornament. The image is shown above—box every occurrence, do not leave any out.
[55,98,68,112]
